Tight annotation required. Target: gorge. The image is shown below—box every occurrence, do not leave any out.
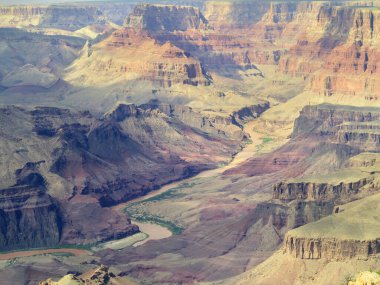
[1,1,380,285]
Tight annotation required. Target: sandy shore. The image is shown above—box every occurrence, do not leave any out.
[132,221,172,247]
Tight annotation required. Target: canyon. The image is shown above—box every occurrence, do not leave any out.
[1,1,380,285]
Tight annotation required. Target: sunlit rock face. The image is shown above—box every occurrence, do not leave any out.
[67,27,211,88]
[256,2,380,99]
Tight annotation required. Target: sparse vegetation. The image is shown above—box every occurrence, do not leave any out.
[262,137,273,144]
[130,213,184,235]
[341,273,355,285]
[124,181,199,235]
[49,252,74,258]
[256,137,274,152]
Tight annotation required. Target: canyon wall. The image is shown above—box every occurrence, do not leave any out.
[3,1,380,104]
[275,104,380,261]
[120,1,380,99]
[67,27,210,87]
[125,4,209,31]
[0,102,250,249]
[284,236,380,260]
[273,178,372,202]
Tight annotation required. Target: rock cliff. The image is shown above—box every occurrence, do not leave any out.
[124,4,209,32]
[293,104,380,151]
[284,235,380,260]
[273,178,372,202]
[269,104,380,261]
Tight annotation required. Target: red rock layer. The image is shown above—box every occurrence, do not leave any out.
[72,28,210,87]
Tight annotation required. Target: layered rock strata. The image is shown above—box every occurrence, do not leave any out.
[273,178,372,202]
[67,27,210,87]
[284,235,380,260]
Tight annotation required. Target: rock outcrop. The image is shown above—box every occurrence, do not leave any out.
[124,4,209,32]
[232,102,271,125]
[266,103,380,261]
[273,178,372,202]
[138,102,252,139]
[282,190,380,260]
[39,265,126,285]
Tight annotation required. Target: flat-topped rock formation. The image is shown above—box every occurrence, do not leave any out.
[293,104,380,151]
[284,192,380,260]
[4,1,380,109]
[124,4,209,32]
[273,177,372,202]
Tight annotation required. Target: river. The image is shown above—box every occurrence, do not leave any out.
[0,120,267,259]
[113,119,267,246]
